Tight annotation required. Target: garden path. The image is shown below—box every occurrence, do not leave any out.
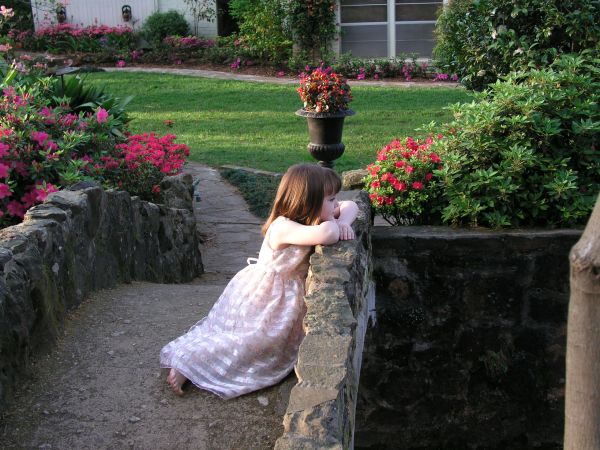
[103,66,461,88]
[0,163,295,450]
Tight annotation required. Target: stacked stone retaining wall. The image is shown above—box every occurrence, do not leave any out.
[356,226,581,449]
[275,190,373,450]
[0,174,202,407]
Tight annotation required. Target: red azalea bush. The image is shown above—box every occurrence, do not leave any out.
[364,136,444,225]
[297,66,352,114]
[102,133,190,197]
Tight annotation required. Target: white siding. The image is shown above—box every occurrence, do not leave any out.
[31,0,217,37]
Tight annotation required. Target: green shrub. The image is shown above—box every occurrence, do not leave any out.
[434,0,600,90]
[141,10,190,45]
[427,52,600,228]
[229,0,291,63]
[288,0,336,62]
[46,75,132,138]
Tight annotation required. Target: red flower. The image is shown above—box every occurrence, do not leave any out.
[412,181,424,190]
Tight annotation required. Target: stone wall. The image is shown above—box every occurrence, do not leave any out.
[0,174,202,407]
[356,226,582,449]
[275,190,373,450]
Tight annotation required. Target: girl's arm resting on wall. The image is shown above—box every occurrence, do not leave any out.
[335,200,359,225]
[334,200,358,241]
[270,220,340,248]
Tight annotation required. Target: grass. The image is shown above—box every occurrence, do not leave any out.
[86,72,471,173]
[219,168,280,218]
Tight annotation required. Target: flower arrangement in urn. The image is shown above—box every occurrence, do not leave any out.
[297,66,353,115]
[296,67,355,167]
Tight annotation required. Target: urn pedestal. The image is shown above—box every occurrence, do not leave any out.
[296,109,355,168]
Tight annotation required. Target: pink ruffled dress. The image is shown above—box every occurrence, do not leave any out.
[160,217,312,399]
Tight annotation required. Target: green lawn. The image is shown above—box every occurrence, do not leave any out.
[86,72,470,173]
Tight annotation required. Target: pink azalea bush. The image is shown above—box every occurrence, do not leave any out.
[163,35,215,50]
[0,82,189,227]
[18,23,135,54]
[364,136,444,225]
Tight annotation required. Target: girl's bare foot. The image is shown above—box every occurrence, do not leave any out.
[166,368,187,396]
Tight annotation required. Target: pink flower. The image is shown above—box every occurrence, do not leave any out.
[356,72,365,80]
[96,108,108,123]
[412,181,424,190]
[374,74,380,80]
[13,161,28,176]
[116,59,126,68]
[35,183,59,202]
[276,71,285,77]
[6,200,25,218]
[39,106,53,117]
[0,43,12,53]
[0,183,11,199]
[175,59,182,65]
[45,140,58,151]
[425,172,433,181]
[404,165,414,174]
[0,142,9,157]
[0,163,10,178]
[230,58,240,69]
[30,131,49,146]
[0,6,14,18]
[20,190,37,208]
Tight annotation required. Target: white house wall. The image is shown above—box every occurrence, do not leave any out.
[31,0,217,37]
[158,0,216,36]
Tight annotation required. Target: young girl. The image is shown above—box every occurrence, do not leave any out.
[160,163,359,399]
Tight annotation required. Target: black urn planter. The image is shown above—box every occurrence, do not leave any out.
[296,109,355,168]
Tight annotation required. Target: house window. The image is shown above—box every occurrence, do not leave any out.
[340,0,446,58]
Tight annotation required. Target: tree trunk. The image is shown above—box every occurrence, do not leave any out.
[565,195,600,449]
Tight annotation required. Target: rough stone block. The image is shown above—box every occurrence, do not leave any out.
[274,435,343,450]
[341,170,367,191]
[297,334,352,369]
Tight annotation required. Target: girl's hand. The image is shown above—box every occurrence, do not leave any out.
[337,221,355,240]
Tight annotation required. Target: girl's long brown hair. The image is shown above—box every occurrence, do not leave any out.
[262,164,341,235]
